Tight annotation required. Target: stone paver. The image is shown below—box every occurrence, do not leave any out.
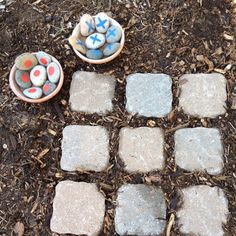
[69,71,115,114]
[115,184,166,235]
[126,73,172,117]
[50,181,105,236]
[174,127,224,175]
[179,73,227,117]
[119,127,164,172]
[61,125,109,171]
[177,185,229,236]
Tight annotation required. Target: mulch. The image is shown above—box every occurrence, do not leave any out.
[0,0,236,235]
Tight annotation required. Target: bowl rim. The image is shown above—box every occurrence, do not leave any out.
[71,15,125,64]
[9,52,64,103]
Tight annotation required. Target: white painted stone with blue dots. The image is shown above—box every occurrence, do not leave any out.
[80,14,95,36]
[95,12,110,33]
[85,33,105,49]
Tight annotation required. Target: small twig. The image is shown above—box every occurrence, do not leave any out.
[166,213,175,236]
[166,122,190,133]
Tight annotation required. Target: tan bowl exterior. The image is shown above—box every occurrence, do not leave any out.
[9,53,64,103]
[71,16,125,64]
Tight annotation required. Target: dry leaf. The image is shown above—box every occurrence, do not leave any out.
[14,222,24,236]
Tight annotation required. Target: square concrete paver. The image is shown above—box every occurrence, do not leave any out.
[119,127,165,172]
[50,181,105,236]
[115,184,166,235]
[177,185,229,236]
[179,73,227,117]
[61,125,109,172]
[126,73,173,117]
[174,127,224,175]
[69,71,116,114]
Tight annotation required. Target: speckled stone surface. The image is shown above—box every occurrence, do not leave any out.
[50,181,105,236]
[177,185,229,236]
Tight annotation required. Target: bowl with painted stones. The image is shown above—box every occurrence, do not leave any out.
[69,13,125,64]
[9,52,64,103]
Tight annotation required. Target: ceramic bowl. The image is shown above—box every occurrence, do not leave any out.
[70,15,125,64]
[9,52,64,103]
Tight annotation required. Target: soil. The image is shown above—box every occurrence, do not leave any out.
[0,0,236,235]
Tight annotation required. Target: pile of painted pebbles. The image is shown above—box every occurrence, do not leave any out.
[14,52,60,99]
[69,12,122,60]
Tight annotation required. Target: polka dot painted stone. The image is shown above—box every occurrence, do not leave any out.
[68,36,87,54]
[36,51,52,66]
[80,14,95,36]
[30,65,47,87]
[86,49,103,60]
[95,12,110,33]
[15,70,32,89]
[43,81,57,96]
[15,53,38,70]
[23,87,43,99]
[103,43,120,56]
[106,25,122,43]
[85,33,105,49]
[47,62,60,83]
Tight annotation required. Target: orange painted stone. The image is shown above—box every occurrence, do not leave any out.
[15,53,37,70]
[15,70,32,89]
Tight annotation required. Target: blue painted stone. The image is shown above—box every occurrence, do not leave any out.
[15,70,32,89]
[106,25,122,43]
[86,49,103,60]
[85,33,105,49]
[43,81,57,96]
[80,14,95,36]
[103,43,120,56]
[68,36,87,54]
[95,12,110,33]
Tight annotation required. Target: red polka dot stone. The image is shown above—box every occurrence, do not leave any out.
[47,62,60,83]
[15,70,32,89]
[15,53,38,70]
[36,51,52,66]
[23,87,43,99]
[43,81,57,96]
[30,65,47,86]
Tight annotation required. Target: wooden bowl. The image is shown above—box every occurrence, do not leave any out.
[70,16,125,64]
[9,53,64,103]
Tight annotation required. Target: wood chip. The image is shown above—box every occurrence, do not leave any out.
[223,33,234,41]
[14,222,25,236]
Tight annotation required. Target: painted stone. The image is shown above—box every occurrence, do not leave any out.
[30,65,47,87]
[95,12,110,33]
[85,33,105,49]
[23,87,43,99]
[15,70,31,89]
[103,43,120,56]
[68,36,87,54]
[15,53,38,70]
[80,14,95,36]
[86,49,103,60]
[106,25,122,43]
[47,62,60,83]
[36,51,52,66]
[43,81,57,96]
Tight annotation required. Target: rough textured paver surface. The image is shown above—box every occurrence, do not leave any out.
[175,127,224,175]
[115,184,166,235]
[61,125,109,171]
[119,127,164,172]
[69,71,116,114]
[177,185,229,236]
[179,73,227,117]
[50,181,105,236]
[126,73,172,117]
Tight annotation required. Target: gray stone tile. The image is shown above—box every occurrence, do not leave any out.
[174,127,224,175]
[126,73,173,117]
[115,184,166,235]
[177,185,229,236]
[50,181,105,236]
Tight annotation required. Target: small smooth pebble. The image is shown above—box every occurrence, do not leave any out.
[103,43,120,56]
[95,12,110,33]
[30,65,47,86]
[106,25,122,43]
[36,51,52,66]
[47,62,60,83]
[15,70,31,89]
[43,81,57,96]
[80,14,95,36]
[15,53,38,70]
[68,36,87,54]
[85,33,105,49]
[23,87,43,99]
[86,49,103,60]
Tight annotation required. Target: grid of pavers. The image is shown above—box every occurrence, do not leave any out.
[50,72,229,236]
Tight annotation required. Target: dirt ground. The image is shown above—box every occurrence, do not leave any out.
[0,0,236,235]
